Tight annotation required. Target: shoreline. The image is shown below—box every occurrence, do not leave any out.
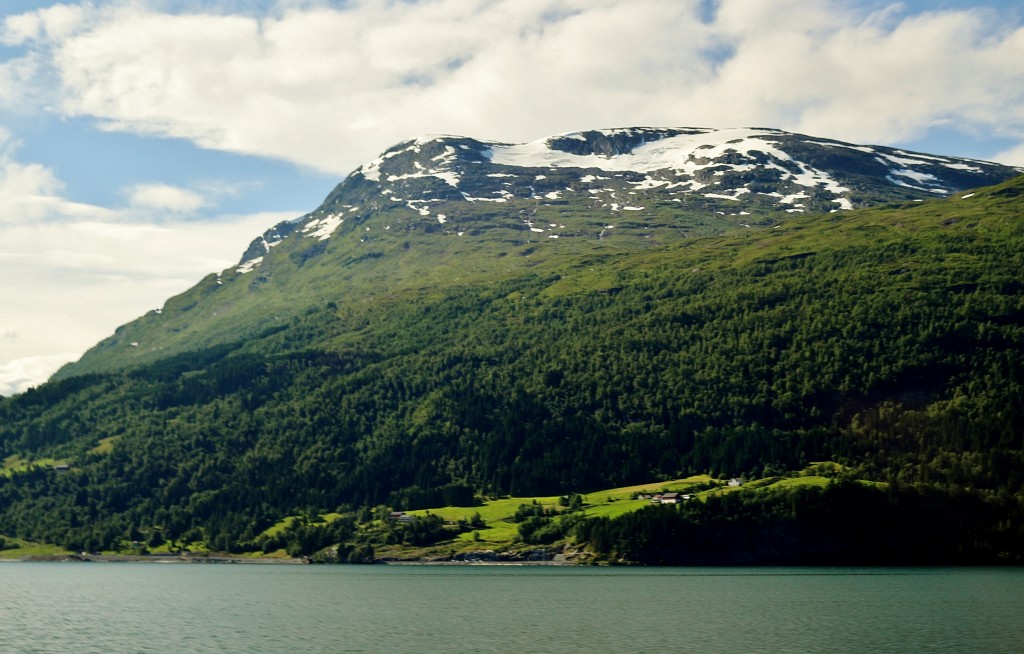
[3,556,569,566]
[5,553,308,564]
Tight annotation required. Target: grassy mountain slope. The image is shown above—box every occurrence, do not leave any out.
[54,129,1021,380]
[1,174,1022,561]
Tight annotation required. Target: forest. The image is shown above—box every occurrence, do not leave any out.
[0,175,1022,563]
[575,480,1024,565]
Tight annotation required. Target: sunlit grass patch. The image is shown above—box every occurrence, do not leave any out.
[89,436,118,455]
[0,536,70,559]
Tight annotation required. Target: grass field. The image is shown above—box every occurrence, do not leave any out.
[395,465,850,556]
[257,512,347,539]
[89,436,118,456]
[0,536,69,559]
[403,475,723,547]
[408,496,561,545]
[0,465,849,560]
[1,455,68,477]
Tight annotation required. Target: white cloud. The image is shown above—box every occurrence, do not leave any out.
[0,353,78,396]
[2,0,1015,173]
[0,207,291,394]
[0,108,299,395]
[0,127,56,188]
[0,127,119,223]
[994,142,1024,167]
[1,3,87,45]
[2,0,1015,174]
[0,52,40,111]
[0,129,295,393]
[128,182,208,212]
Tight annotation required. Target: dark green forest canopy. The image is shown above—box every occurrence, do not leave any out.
[1,175,1022,560]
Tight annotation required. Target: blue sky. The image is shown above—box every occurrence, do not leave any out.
[1,0,1023,394]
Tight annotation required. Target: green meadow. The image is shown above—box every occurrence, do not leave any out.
[386,468,840,557]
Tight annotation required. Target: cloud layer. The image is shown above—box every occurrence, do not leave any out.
[3,0,1023,174]
[0,127,295,394]
[0,206,291,395]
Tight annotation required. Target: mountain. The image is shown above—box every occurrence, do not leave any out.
[2,128,1023,562]
[56,127,1021,379]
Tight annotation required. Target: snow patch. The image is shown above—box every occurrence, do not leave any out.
[386,170,460,187]
[889,149,958,164]
[357,142,421,181]
[886,170,946,192]
[883,166,936,185]
[407,202,431,216]
[704,190,750,201]
[944,162,983,173]
[237,256,263,274]
[462,193,508,203]
[787,166,850,196]
[490,128,782,175]
[488,128,858,202]
[876,153,931,167]
[257,235,283,252]
[303,212,344,241]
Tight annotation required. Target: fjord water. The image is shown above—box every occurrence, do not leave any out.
[2,564,1022,653]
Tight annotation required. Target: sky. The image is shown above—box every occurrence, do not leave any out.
[1,0,1023,395]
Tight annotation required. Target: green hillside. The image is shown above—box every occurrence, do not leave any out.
[54,130,1021,380]
[1,174,1022,563]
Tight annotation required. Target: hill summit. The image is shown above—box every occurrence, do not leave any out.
[258,126,1018,265]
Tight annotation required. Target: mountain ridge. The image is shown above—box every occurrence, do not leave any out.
[55,126,1022,380]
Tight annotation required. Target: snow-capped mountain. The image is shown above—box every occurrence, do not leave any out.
[359,126,1006,208]
[26,126,1024,567]
[58,127,1021,379]
[232,127,1020,275]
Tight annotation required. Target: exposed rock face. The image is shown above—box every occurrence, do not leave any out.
[263,126,1020,260]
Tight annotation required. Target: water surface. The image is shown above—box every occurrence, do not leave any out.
[2,564,1022,653]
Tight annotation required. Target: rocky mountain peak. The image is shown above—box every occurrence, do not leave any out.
[229,127,1021,277]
